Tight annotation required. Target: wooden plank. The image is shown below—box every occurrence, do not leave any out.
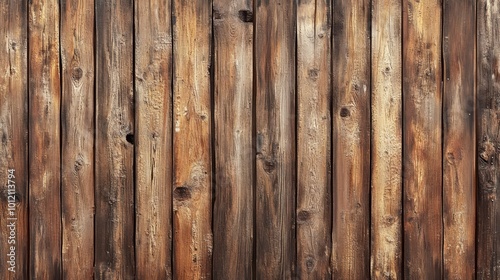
[255,0,296,278]
[442,0,476,278]
[370,0,402,278]
[60,0,95,278]
[402,0,443,278]
[94,0,135,278]
[134,0,173,278]
[296,0,332,278]
[172,0,213,278]
[0,0,29,279]
[212,0,253,279]
[28,0,62,278]
[477,0,500,278]
[331,1,370,278]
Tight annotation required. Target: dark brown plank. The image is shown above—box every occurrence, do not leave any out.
[402,0,443,278]
[255,0,296,278]
[0,0,29,279]
[296,0,332,278]
[28,0,62,278]
[442,0,476,278]
[134,0,173,278]
[60,0,95,278]
[477,0,500,278]
[212,0,254,279]
[371,0,403,278]
[94,0,135,278]
[331,1,370,278]
[172,0,213,278]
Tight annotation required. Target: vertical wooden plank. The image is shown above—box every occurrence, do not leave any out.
[371,0,402,278]
[60,0,95,278]
[28,0,62,278]
[331,1,370,278]
[477,0,500,278]
[402,0,443,278]
[212,0,253,279]
[0,0,29,279]
[296,0,332,278]
[94,0,135,278]
[172,0,212,278]
[442,0,476,278]
[255,0,296,278]
[134,0,173,278]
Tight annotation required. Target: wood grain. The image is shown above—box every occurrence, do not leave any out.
[134,0,173,278]
[296,0,332,278]
[442,0,476,278]
[60,0,95,278]
[28,0,62,278]
[0,0,29,279]
[94,0,135,278]
[331,1,370,278]
[477,0,500,278]
[172,0,213,278]
[255,0,296,278]
[212,0,254,279]
[371,0,402,278]
[402,0,443,278]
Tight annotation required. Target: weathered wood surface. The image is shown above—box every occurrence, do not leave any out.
[296,0,332,278]
[371,0,402,278]
[477,0,500,278]
[134,0,173,278]
[94,0,135,278]
[0,0,28,279]
[442,0,476,278]
[212,0,254,279]
[255,0,296,278]
[331,1,371,278]
[28,0,62,278]
[403,0,443,278]
[172,0,213,279]
[60,0,95,278]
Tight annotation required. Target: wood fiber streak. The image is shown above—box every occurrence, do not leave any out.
[331,1,370,278]
[255,0,296,278]
[60,0,95,278]
[172,0,213,279]
[212,0,254,279]
[94,0,135,278]
[0,0,28,279]
[134,0,173,278]
[477,0,500,278]
[442,0,476,278]
[296,0,332,278]
[371,0,402,278]
[402,0,443,278]
[28,0,62,278]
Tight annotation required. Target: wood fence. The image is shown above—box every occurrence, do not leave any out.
[0,0,498,279]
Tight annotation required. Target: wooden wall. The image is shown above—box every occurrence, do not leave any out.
[0,0,497,279]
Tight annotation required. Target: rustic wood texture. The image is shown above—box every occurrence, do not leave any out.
[212,0,254,279]
[370,0,403,278]
[28,0,62,278]
[255,0,296,278]
[94,0,135,278]
[331,1,370,278]
[442,0,476,278]
[296,0,332,278]
[172,0,213,279]
[477,0,500,278]
[0,0,28,279]
[134,0,173,278]
[60,0,95,278]
[403,0,443,278]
